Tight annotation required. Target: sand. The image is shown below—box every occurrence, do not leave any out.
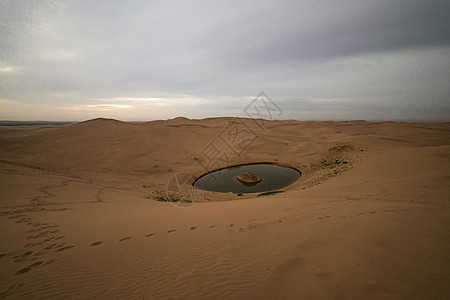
[0,117,449,299]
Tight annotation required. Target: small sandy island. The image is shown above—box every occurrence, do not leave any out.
[236,172,262,185]
[0,117,449,299]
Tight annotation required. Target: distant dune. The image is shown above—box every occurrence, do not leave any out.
[0,118,449,299]
[0,121,76,126]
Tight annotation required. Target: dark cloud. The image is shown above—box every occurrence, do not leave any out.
[196,0,450,69]
[0,0,449,120]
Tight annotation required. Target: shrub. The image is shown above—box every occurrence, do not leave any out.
[256,191,285,197]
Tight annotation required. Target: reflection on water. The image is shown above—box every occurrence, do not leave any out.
[193,163,300,193]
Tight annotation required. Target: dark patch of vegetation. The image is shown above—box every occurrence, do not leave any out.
[315,144,356,170]
[307,143,359,188]
[149,190,192,203]
[148,190,211,203]
[328,144,355,153]
[256,191,285,197]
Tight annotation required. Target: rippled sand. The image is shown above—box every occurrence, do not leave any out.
[1,118,449,299]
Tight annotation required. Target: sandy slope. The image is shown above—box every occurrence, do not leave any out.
[0,118,449,299]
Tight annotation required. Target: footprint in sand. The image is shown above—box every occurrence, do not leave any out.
[43,260,55,266]
[119,237,132,242]
[55,245,74,252]
[35,232,50,238]
[167,229,176,233]
[13,251,33,262]
[209,225,215,228]
[16,261,43,275]
[33,250,47,257]
[190,227,197,230]
[8,214,26,219]
[0,282,24,298]
[145,233,154,237]
[90,241,103,246]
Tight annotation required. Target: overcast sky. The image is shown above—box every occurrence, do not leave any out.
[0,0,449,121]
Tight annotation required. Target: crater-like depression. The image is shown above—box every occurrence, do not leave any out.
[193,163,301,193]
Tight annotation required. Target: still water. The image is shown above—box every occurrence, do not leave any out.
[193,163,300,193]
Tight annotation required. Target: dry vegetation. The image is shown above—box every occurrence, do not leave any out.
[306,144,360,187]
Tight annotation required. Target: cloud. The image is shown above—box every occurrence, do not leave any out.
[94,97,162,102]
[0,66,17,73]
[40,49,78,61]
[64,104,132,111]
[0,98,56,120]
[0,0,449,121]
[0,64,19,73]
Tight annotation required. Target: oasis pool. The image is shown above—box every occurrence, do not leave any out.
[193,163,301,193]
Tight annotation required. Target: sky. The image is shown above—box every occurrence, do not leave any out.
[0,0,449,121]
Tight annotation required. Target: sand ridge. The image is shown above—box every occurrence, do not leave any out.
[0,118,449,299]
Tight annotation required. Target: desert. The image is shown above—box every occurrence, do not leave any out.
[1,1,449,298]
[0,117,449,299]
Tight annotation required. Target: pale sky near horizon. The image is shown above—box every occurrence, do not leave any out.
[0,0,449,121]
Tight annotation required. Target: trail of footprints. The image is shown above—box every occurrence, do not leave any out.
[1,207,415,285]
[316,208,412,220]
[1,180,106,296]
[0,222,240,278]
[89,223,233,245]
[0,215,74,278]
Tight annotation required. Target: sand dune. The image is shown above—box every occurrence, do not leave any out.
[0,118,449,299]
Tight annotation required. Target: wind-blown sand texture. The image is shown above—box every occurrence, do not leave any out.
[0,117,449,299]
